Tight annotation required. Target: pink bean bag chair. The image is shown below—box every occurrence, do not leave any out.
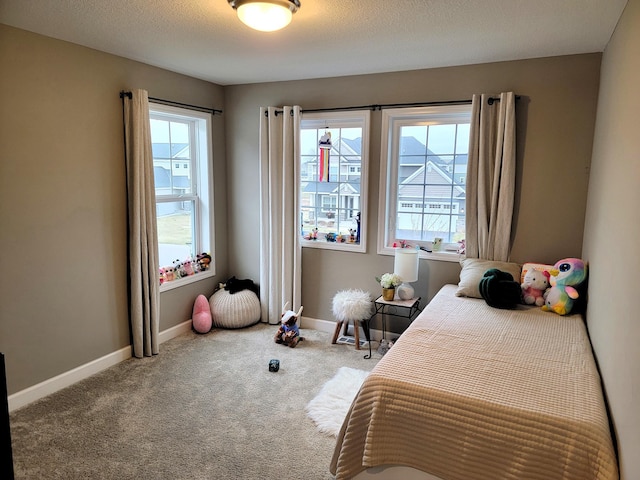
[192,294,213,334]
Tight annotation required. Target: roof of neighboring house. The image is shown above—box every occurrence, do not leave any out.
[400,136,430,156]
[154,166,191,189]
[302,181,360,194]
[301,137,362,164]
[152,143,189,159]
[341,137,361,154]
[399,161,466,199]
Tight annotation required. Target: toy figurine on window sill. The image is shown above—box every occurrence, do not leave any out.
[197,253,212,271]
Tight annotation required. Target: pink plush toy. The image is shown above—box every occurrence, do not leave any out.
[521,268,550,306]
[192,294,212,334]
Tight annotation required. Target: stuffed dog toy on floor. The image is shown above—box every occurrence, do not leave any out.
[274,303,304,348]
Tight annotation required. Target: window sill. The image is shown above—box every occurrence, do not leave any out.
[422,250,465,263]
[159,269,216,293]
[301,239,366,253]
[378,246,464,264]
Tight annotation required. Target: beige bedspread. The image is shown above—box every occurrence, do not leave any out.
[330,284,618,480]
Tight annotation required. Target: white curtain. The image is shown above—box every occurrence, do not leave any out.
[123,89,160,357]
[259,106,302,324]
[465,92,517,262]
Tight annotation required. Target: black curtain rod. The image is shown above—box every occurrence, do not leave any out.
[119,91,223,115]
[268,96,520,116]
[306,99,473,113]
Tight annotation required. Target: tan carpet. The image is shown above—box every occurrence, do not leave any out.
[10,324,379,480]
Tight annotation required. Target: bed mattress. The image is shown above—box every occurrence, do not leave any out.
[330,284,618,480]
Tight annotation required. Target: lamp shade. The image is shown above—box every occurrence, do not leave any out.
[394,248,419,283]
[229,0,300,32]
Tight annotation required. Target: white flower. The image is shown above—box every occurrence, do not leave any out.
[377,273,402,288]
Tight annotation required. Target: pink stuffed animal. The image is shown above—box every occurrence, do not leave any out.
[192,294,212,334]
[521,268,550,306]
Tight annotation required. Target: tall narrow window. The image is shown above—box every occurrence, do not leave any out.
[149,103,214,288]
[379,105,471,256]
[300,111,370,252]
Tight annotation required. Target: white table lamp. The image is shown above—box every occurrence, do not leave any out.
[394,248,419,300]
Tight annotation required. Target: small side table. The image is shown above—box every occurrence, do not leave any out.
[364,296,421,359]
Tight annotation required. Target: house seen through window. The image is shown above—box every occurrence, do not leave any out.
[149,103,214,278]
[379,105,471,254]
[300,111,370,252]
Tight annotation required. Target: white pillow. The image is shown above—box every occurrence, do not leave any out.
[520,262,555,284]
[456,258,522,299]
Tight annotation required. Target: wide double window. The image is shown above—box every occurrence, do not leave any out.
[378,105,471,255]
[300,111,370,252]
[149,103,214,287]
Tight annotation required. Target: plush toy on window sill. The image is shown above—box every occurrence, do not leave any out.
[542,258,587,316]
[274,303,304,348]
[521,268,550,306]
[196,253,212,272]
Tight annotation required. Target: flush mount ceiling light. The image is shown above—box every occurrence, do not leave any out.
[228,0,300,32]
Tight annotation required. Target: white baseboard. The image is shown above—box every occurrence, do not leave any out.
[158,319,194,343]
[300,316,383,341]
[8,320,193,412]
[299,316,335,333]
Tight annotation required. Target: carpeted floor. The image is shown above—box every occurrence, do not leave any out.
[10,323,379,479]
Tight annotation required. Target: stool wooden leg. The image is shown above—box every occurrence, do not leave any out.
[342,320,349,336]
[331,321,343,344]
[354,320,360,350]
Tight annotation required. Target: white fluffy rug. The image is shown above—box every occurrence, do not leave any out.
[305,366,370,437]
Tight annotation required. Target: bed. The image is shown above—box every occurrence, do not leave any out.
[330,283,618,480]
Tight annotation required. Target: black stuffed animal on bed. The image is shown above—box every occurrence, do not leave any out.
[479,268,522,309]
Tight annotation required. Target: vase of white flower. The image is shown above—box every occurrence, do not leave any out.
[381,287,395,301]
[376,273,402,301]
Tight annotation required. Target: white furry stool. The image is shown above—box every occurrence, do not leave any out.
[331,289,373,350]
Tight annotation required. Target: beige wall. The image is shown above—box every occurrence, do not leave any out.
[225,54,602,326]
[0,25,228,394]
[583,0,640,478]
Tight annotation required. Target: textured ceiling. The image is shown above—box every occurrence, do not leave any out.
[0,0,628,85]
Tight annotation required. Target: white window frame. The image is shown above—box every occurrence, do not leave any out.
[378,105,471,262]
[299,110,370,253]
[149,103,215,291]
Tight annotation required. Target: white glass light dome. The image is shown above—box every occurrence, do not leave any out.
[229,0,300,32]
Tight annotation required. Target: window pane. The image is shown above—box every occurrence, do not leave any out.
[300,113,367,247]
[396,212,424,241]
[157,200,195,267]
[427,124,456,155]
[456,124,470,154]
[170,121,189,146]
[150,103,214,283]
[152,118,193,196]
[421,214,452,241]
[400,126,427,151]
[452,214,466,243]
[150,118,169,143]
[454,154,467,185]
[382,106,471,250]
